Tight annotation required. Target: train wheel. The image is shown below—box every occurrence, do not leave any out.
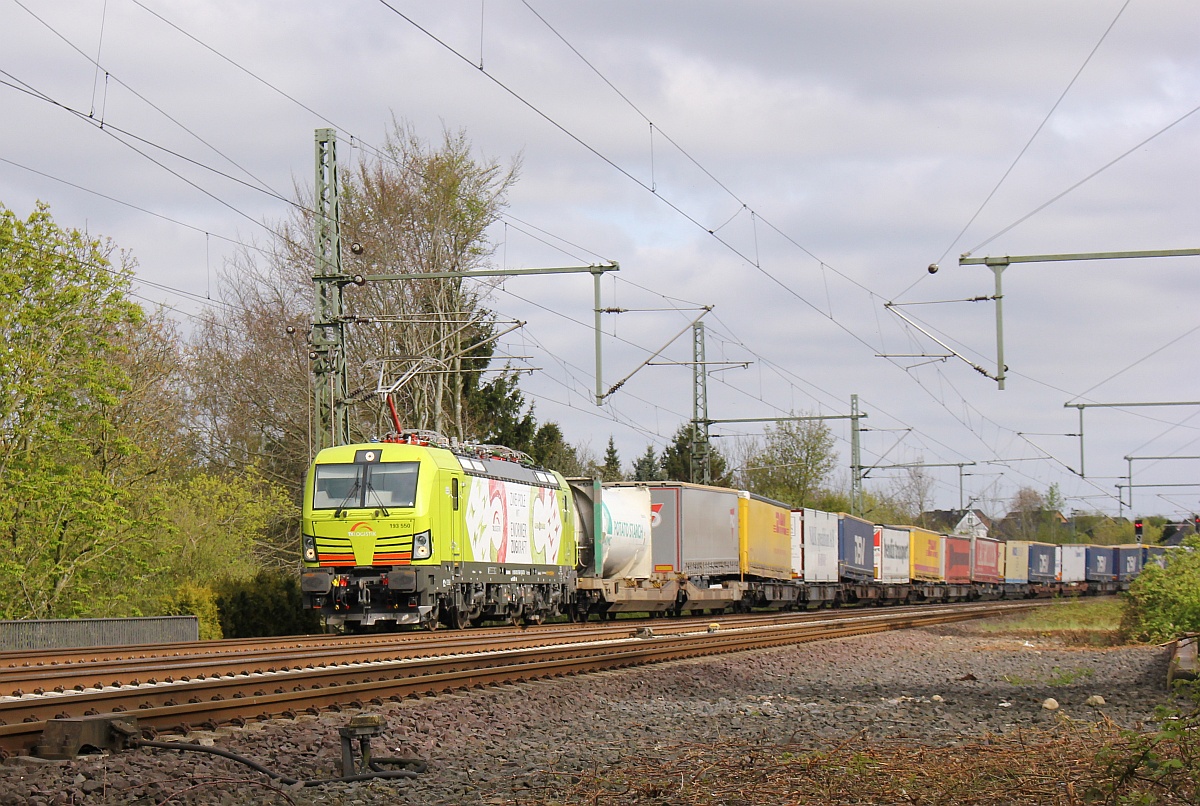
[448,607,471,631]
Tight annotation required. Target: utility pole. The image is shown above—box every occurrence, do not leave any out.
[1064,401,1200,477]
[311,128,351,450]
[1122,454,1200,510]
[706,398,867,514]
[691,321,711,484]
[958,248,1200,390]
[850,394,863,515]
[309,129,619,451]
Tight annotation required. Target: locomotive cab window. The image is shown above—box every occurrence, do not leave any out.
[312,462,419,510]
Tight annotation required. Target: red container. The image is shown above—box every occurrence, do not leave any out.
[942,535,972,583]
[970,536,1003,584]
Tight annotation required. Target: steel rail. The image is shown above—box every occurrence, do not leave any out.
[0,602,1041,757]
[0,606,964,689]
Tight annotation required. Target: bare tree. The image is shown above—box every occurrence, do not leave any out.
[187,120,522,491]
[340,120,521,441]
[888,463,936,525]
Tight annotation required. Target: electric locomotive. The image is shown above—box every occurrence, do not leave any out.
[300,431,578,631]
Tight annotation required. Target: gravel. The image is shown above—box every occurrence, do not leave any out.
[0,620,1172,805]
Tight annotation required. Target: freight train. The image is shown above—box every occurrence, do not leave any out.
[299,433,1163,632]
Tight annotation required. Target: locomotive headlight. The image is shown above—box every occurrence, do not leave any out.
[302,534,318,562]
[412,529,432,560]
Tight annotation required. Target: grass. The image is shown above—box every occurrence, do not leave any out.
[1002,666,1096,686]
[982,596,1124,632]
[978,596,1126,646]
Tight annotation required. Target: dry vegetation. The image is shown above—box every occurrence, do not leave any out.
[518,720,1197,805]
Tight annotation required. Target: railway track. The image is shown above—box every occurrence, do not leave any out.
[0,600,1044,758]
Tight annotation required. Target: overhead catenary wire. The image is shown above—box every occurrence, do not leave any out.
[7,3,1190,513]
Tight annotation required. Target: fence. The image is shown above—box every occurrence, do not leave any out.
[0,616,199,650]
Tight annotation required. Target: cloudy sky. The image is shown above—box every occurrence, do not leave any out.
[3,1,1198,519]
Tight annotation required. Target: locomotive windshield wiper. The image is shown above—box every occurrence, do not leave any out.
[334,481,361,519]
[365,479,390,516]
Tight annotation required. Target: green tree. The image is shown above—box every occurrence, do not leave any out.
[527,422,583,476]
[1000,486,1071,543]
[660,424,732,486]
[601,437,623,481]
[163,469,297,582]
[0,203,161,619]
[631,445,662,481]
[744,415,837,508]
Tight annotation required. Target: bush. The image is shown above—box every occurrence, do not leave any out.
[163,583,223,640]
[215,569,321,638]
[1121,539,1200,644]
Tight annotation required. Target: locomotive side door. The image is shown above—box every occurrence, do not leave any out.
[448,472,464,568]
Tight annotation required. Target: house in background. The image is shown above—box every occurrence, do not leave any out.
[921,509,992,538]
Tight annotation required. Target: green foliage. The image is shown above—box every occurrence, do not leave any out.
[165,468,298,579]
[981,597,1124,633]
[631,445,663,481]
[526,422,583,476]
[471,368,537,449]
[601,437,623,482]
[163,584,223,640]
[1001,666,1094,686]
[1074,513,1137,546]
[215,569,321,638]
[0,203,163,620]
[1121,539,1200,643]
[744,415,837,508]
[660,424,731,486]
[1094,693,1200,803]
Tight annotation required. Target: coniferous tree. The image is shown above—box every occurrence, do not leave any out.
[601,437,623,481]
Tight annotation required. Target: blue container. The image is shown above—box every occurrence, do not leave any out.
[1115,545,1144,582]
[1027,543,1056,584]
[1085,546,1116,582]
[837,514,875,581]
[1144,545,1167,570]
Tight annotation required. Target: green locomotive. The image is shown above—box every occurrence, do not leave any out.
[300,433,578,631]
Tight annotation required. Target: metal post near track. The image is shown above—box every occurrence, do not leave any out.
[958,248,1200,391]
[311,128,350,451]
[706,399,867,515]
[308,129,619,449]
[1064,401,1200,478]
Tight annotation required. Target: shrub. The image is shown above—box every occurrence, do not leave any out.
[1121,538,1200,644]
[163,583,223,640]
[215,569,321,638]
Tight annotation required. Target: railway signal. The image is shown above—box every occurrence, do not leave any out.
[1134,518,1144,543]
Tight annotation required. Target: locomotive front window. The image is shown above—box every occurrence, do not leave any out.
[367,462,419,508]
[313,464,360,510]
[313,462,420,510]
